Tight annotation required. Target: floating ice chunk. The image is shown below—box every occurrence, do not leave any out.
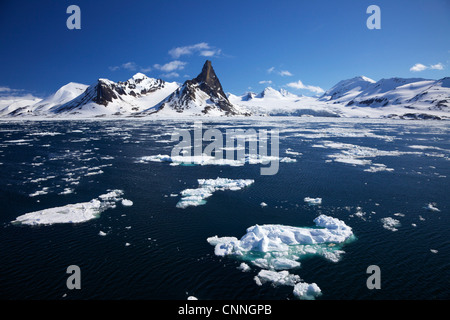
[260,202,268,207]
[293,282,322,300]
[318,141,420,168]
[29,187,49,197]
[430,249,438,254]
[425,203,440,212]
[381,217,401,232]
[58,188,74,195]
[280,157,297,163]
[99,231,107,236]
[237,263,251,272]
[99,190,124,201]
[121,199,133,206]
[256,270,301,287]
[207,215,354,269]
[364,163,394,173]
[393,213,405,217]
[304,197,322,205]
[125,243,131,247]
[270,258,301,270]
[177,178,254,209]
[354,208,366,220]
[187,296,198,300]
[12,189,124,226]
[85,170,103,176]
[285,148,302,156]
[138,153,295,167]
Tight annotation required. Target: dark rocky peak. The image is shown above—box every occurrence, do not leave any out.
[190,60,227,98]
[93,79,123,106]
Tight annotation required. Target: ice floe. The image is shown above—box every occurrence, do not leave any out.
[381,217,401,232]
[293,282,322,300]
[364,163,395,173]
[237,262,251,272]
[425,203,440,212]
[207,215,354,270]
[29,187,50,197]
[121,199,133,206]
[304,197,322,205]
[254,270,301,287]
[313,141,421,171]
[253,269,322,300]
[176,178,254,209]
[12,189,124,225]
[138,153,295,167]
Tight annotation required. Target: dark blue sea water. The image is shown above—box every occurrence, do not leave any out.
[0,118,449,300]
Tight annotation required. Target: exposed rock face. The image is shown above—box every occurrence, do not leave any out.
[157,60,242,115]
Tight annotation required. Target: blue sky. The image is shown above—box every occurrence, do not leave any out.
[0,0,449,98]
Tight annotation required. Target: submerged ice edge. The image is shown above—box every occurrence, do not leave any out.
[12,189,125,226]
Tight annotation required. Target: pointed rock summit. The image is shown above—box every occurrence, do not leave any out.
[155,60,242,115]
[193,60,225,95]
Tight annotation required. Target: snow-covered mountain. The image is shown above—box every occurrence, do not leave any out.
[0,96,42,116]
[228,87,342,117]
[0,63,448,119]
[145,60,244,116]
[227,76,450,119]
[320,76,376,102]
[52,73,179,116]
[21,82,89,116]
[319,76,450,119]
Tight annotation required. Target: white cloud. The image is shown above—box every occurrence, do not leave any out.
[200,49,222,57]
[169,43,221,58]
[122,62,137,71]
[410,62,444,72]
[430,63,444,70]
[410,63,428,72]
[267,67,293,76]
[109,62,139,72]
[153,60,187,72]
[160,72,180,78]
[0,87,13,92]
[259,80,273,85]
[279,70,293,77]
[286,80,324,94]
[0,86,40,100]
[140,66,152,73]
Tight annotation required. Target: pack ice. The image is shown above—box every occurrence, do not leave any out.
[12,190,124,225]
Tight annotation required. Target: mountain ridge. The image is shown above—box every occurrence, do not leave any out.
[0,62,448,119]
